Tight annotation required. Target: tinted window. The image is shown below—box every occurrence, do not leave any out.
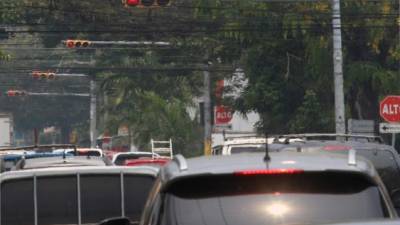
[80,175,121,223]
[76,151,101,157]
[1,179,34,225]
[124,175,155,222]
[159,173,387,225]
[230,146,265,154]
[115,154,152,165]
[37,176,78,225]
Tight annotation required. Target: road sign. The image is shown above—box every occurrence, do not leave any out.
[348,119,375,135]
[380,96,400,122]
[379,123,400,134]
[215,106,233,125]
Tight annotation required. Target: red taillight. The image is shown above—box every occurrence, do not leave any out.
[234,169,304,176]
[323,145,352,151]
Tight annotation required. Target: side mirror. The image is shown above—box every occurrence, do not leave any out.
[98,217,135,225]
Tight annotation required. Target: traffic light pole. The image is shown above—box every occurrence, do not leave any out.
[332,0,346,134]
[63,40,171,48]
[29,92,90,97]
[203,67,212,156]
[90,78,97,148]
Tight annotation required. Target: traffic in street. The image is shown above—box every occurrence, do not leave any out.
[0,0,400,225]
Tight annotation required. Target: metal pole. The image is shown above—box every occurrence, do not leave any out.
[203,68,212,156]
[90,79,97,148]
[29,92,90,97]
[332,0,346,134]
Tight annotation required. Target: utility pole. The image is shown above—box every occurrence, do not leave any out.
[395,0,400,147]
[203,67,212,156]
[90,79,97,148]
[332,0,346,134]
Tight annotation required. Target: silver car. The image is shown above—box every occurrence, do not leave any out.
[1,166,158,225]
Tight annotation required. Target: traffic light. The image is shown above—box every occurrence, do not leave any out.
[124,0,139,6]
[31,71,56,80]
[6,90,27,97]
[65,40,91,48]
[123,0,170,7]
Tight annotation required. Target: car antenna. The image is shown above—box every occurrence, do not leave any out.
[264,130,271,163]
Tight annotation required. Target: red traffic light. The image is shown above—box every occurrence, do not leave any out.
[124,0,170,7]
[65,40,91,48]
[126,0,140,6]
[66,40,75,48]
[32,71,57,80]
[7,90,16,97]
[32,71,40,79]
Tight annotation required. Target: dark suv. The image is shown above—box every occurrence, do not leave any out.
[272,134,400,209]
[135,153,396,225]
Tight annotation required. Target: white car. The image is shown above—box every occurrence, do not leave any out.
[1,166,158,225]
[212,136,303,155]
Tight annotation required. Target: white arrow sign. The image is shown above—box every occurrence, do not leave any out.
[379,123,400,134]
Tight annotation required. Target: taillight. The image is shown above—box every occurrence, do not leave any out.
[234,169,304,176]
[323,145,352,151]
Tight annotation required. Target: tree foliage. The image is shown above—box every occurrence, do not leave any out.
[0,0,399,150]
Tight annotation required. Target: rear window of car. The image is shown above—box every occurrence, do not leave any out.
[1,179,34,225]
[76,151,102,157]
[124,175,155,221]
[1,174,155,225]
[114,154,152,165]
[159,172,388,225]
[37,176,78,225]
[81,175,122,223]
[229,145,266,154]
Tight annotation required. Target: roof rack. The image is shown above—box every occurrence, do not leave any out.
[224,136,266,141]
[151,139,173,159]
[173,154,188,171]
[348,149,357,166]
[273,133,383,144]
[0,144,78,154]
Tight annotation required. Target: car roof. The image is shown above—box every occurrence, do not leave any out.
[16,156,107,170]
[280,140,397,152]
[1,165,159,181]
[223,137,304,145]
[162,152,376,181]
[3,152,74,161]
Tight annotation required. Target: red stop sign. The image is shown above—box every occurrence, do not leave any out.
[380,96,400,122]
[215,106,233,125]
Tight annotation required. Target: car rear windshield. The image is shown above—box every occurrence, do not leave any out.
[160,172,388,225]
[1,174,154,225]
[76,151,101,157]
[114,154,152,165]
[229,145,266,154]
